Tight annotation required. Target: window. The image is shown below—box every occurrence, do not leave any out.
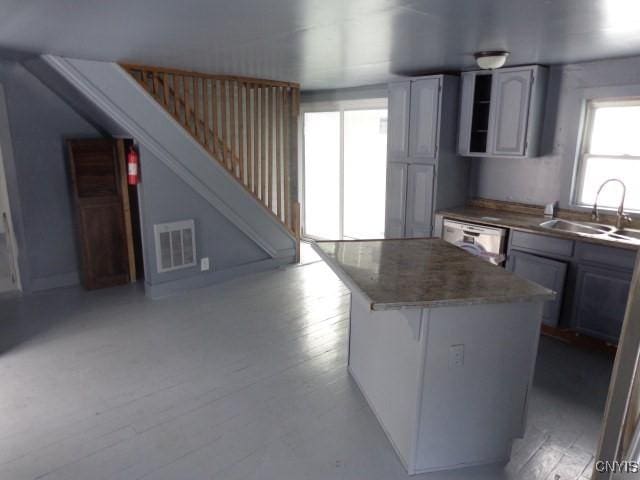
[575,99,640,212]
[302,99,388,240]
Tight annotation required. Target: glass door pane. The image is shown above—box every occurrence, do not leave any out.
[303,112,341,239]
[343,109,388,239]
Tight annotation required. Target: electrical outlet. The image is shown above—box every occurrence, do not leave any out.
[449,344,464,368]
[200,257,210,271]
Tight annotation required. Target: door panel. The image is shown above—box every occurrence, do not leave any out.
[409,78,440,159]
[68,139,130,289]
[387,82,411,159]
[385,162,408,238]
[573,264,632,343]
[506,251,567,327]
[488,69,532,156]
[405,164,435,238]
[457,73,475,155]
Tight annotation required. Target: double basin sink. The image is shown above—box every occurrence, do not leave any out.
[540,219,640,243]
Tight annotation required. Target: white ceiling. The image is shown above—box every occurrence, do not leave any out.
[1,0,640,90]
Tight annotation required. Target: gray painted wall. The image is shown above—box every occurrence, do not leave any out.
[0,59,102,291]
[470,55,640,209]
[137,146,277,297]
[301,84,387,104]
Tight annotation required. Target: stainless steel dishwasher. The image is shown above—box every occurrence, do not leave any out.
[441,219,508,265]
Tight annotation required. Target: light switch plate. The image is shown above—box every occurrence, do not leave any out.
[200,257,210,271]
[449,344,464,368]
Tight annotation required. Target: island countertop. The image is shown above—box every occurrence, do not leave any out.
[313,238,555,310]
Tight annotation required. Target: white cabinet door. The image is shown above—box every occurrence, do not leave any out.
[488,69,533,156]
[405,164,435,238]
[387,82,411,160]
[409,78,440,159]
[385,162,408,238]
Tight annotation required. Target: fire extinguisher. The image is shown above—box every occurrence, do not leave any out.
[127,145,140,185]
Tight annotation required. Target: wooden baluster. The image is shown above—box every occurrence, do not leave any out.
[269,86,276,211]
[142,69,150,92]
[290,88,300,231]
[193,77,200,142]
[152,73,159,100]
[269,86,275,212]
[283,89,291,230]
[220,80,229,170]
[255,87,262,201]
[238,83,246,186]
[211,80,219,159]
[203,79,210,152]
[247,84,254,193]
[170,74,177,118]
[178,76,186,129]
[162,73,170,110]
[275,87,282,221]
[261,86,268,207]
[230,82,238,177]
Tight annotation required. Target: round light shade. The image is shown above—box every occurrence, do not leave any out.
[475,51,509,70]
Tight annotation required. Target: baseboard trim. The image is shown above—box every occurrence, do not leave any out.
[144,256,295,299]
[30,271,80,292]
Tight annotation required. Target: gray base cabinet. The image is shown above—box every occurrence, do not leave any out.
[506,251,567,327]
[573,265,632,343]
[507,230,636,343]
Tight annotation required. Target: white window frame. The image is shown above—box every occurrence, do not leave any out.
[300,98,388,240]
[573,97,640,213]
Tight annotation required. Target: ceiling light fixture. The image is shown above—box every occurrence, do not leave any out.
[474,51,510,70]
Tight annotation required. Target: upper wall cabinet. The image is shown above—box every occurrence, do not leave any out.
[458,65,548,158]
[409,78,440,159]
[388,81,411,159]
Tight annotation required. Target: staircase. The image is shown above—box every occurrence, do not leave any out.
[122,64,300,237]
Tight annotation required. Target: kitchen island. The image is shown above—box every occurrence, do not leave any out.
[313,238,554,475]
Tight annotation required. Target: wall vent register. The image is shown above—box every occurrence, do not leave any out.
[154,220,197,273]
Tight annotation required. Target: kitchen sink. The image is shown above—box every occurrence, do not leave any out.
[539,219,614,236]
[610,229,640,241]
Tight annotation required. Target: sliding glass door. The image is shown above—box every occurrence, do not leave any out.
[303,100,387,240]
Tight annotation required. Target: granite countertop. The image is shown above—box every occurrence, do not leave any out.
[438,206,640,251]
[313,238,555,310]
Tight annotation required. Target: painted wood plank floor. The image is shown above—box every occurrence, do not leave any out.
[0,260,612,479]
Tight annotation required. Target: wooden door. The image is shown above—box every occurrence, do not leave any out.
[488,69,533,156]
[506,251,567,327]
[68,139,130,289]
[384,162,408,238]
[408,77,440,160]
[405,164,435,238]
[387,82,411,160]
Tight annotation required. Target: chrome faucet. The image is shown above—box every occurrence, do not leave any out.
[591,178,632,229]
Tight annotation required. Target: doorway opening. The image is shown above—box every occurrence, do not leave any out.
[302,99,388,240]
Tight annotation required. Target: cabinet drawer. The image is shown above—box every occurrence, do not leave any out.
[575,242,637,271]
[510,231,574,258]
